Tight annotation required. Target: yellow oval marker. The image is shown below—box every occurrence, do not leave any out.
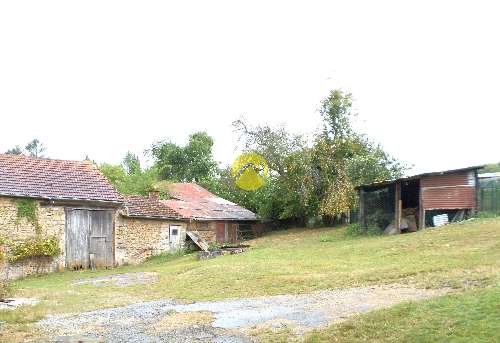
[231,152,269,191]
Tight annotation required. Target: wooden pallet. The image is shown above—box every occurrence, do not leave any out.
[186,231,209,252]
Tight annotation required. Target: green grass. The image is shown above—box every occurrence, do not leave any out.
[1,217,499,341]
[305,287,500,343]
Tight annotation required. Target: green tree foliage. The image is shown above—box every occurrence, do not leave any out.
[216,90,406,223]
[25,139,46,157]
[313,89,405,217]
[483,163,500,173]
[97,90,403,225]
[233,119,305,176]
[5,138,47,157]
[5,145,23,155]
[100,155,158,196]
[151,131,217,182]
[123,152,141,175]
[319,89,354,142]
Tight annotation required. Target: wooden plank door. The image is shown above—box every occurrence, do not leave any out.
[228,223,238,243]
[65,209,90,270]
[89,210,114,268]
[216,222,225,243]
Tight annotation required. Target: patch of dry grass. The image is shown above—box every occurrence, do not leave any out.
[149,311,213,333]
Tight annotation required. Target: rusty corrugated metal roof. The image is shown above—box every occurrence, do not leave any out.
[162,183,258,221]
[357,165,485,190]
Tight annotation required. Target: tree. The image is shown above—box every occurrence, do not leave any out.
[483,163,500,173]
[233,119,305,176]
[313,89,406,218]
[123,152,141,175]
[319,89,354,142]
[100,153,159,196]
[25,139,46,158]
[218,90,406,224]
[150,131,217,182]
[5,139,47,157]
[5,145,23,155]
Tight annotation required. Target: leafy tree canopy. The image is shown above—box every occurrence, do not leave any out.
[210,89,407,223]
[483,163,500,173]
[5,139,46,157]
[100,153,158,196]
[150,131,217,183]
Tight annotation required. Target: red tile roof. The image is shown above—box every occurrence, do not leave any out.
[163,183,257,221]
[0,154,123,203]
[123,195,181,219]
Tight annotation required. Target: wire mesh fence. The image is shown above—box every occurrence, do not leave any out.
[363,185,395,229]
[479,182,500,213]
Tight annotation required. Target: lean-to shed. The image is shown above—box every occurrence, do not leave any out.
[357,166,484,232]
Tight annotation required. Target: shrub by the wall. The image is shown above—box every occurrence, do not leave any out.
[9,236,61,262]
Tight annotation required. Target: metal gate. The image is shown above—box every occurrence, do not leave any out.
[65,209,114,269]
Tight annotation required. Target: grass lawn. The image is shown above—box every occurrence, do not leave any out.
[305,287,500,343]
[1,217,499,342]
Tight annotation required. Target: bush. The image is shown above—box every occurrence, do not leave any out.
[9,236,61,262]
[345,223,382,237]
[475,211,499,219]
[0,237,8,262]
[208,243,222,251]
[0,279,12,300]
[145,249,188,263]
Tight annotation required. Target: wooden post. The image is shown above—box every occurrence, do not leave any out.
[359,188,366,227]
[473,170,480,215]
[418,179,425,229]
[395,182,401,232]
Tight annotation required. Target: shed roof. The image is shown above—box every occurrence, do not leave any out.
[0,154,123,203]
[163,183,258,221]
[357,165,485,190]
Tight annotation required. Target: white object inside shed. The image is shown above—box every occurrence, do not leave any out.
[432,214,449,227]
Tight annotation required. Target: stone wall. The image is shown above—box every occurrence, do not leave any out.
[115,214,187,265]
[187,221,217,244]
[0,196,65,279]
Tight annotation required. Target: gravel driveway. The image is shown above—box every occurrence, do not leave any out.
[38,285,447,342]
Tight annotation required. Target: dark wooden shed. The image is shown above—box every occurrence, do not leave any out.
[357,166,484,231]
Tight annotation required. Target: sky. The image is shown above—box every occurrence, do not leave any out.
[0,1,498,175]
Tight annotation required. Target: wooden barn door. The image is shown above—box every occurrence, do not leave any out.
[65,209,114,269]
[89,210,114,268]
[65,209,90,269]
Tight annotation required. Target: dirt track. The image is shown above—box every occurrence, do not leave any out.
[39,285,448,342]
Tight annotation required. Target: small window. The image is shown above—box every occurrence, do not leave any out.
[171,229,178,235]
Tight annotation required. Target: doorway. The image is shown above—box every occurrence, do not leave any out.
[169,225,182,249]
[65,209,114,269]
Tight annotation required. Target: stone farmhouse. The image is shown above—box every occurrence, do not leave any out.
[0,154,260,279]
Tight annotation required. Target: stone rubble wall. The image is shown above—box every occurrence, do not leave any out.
[115,214,187,265]
[0,197,65,279]
[186,221,217,244]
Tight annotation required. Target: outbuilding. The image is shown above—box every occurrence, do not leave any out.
[0,154,263,278]
[0,154,123,279]
[357,166,484,233]
[163,183,263,243]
